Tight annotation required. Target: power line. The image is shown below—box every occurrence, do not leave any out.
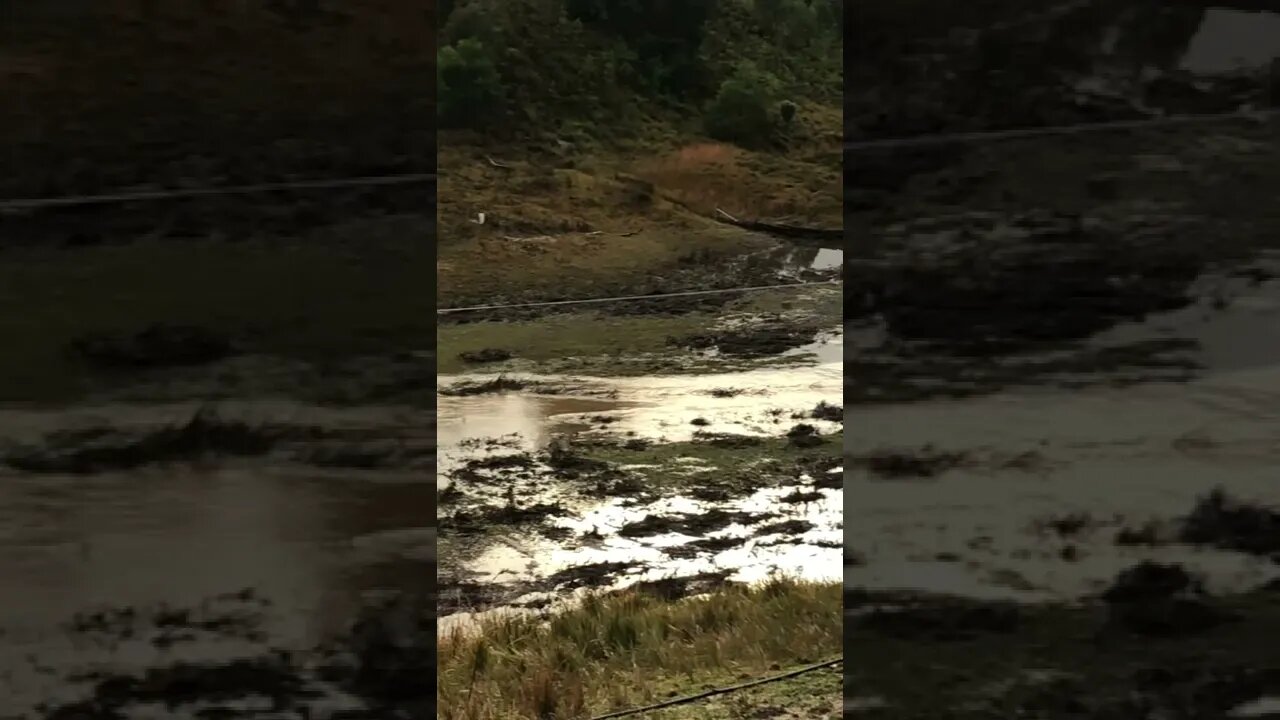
[0,172,436,212]
[4,109,1270,212]
[436,280,839,315]
[844,107,1280,153]
[587,656,844,719]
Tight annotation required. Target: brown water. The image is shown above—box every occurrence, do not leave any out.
[845,252,1280,601]
[0,403,433,708]
[847,362,1280,602]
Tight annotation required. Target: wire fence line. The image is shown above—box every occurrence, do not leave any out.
[844,106,1280,153]
[436,280,840,315]
[586,656,844,720]
[0,172,436,212]
[2,107,1272,212]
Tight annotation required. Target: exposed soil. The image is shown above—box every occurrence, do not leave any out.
[672,318,828,358]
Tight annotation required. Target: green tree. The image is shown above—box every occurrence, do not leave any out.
[704,62,781,148]
[437,39,504,129]
[565,0,717,97]
[441,1,502,47]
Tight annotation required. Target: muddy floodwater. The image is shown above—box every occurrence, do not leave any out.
[846,223,1280,604]
[0,403,433,713]
[848,363,1280,600]
[437,329,843,628]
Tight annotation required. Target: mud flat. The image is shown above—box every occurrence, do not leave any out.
[434,352,844,719]
[844,3,1280,713]
[847,318,1280,717]
[436,331,844,623]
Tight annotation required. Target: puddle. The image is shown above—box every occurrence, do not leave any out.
[771,245,843,277]
[847,362,1280,602]
[1231,697,1280,718]
[435,393,632,477]
[467,484,842,584]
[811,248,843,271]
[1093,265,1280,373]
[1181,7,1280,75]
[438,333,841,462]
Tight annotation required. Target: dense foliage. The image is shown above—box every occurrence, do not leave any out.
[437,0,841,145]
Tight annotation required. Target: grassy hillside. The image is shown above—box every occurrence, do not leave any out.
[436,0,842,307]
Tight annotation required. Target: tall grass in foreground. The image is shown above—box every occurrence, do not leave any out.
[438,577,841,720]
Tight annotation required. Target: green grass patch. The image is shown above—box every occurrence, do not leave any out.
[647,662,842,720]
[438,576,841,720]
[437,285,840,377]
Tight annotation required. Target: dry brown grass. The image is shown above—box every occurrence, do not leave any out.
[632,102,842,224]
[437,577,842,720]
[435,138,781,307]
[435,97,841,307]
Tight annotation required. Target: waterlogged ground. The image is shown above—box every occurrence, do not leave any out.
[0,403,435,718]
[436,234,843,632]
[436,330,844,628]
[845,2,1280,715]
[846,214,1280,716]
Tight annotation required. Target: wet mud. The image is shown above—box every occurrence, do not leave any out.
[846,5,1280,714]
[671,318,831,359]
[437,335,843,626]
[847,307,1280,717]
[846,211,1280,403]
[850,0,1280,142]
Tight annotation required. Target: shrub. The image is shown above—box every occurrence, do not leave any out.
[779,99,797,125]
[565,0,716,98]
[440,0,502,47]
[437,38,504,129]
[704,62,781,148]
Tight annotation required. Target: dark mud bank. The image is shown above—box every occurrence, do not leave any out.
[845,211,1280,402]
[0,405,433,475]
[20,591,433,720]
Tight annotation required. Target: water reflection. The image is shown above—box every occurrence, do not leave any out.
[0,403,434,711]
[764,245,843,276]
[1086,2,1280,79]
[0,466,432,645]
[846,363,1280,602]
[437,336,844,626]
[1181,7,1280,74]
[1093,266,1280,373]
[437,334,842,470]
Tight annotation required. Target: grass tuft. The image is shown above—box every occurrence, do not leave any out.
[438,577,841,720]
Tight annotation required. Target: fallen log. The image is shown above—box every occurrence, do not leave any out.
[713,208,843,241]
